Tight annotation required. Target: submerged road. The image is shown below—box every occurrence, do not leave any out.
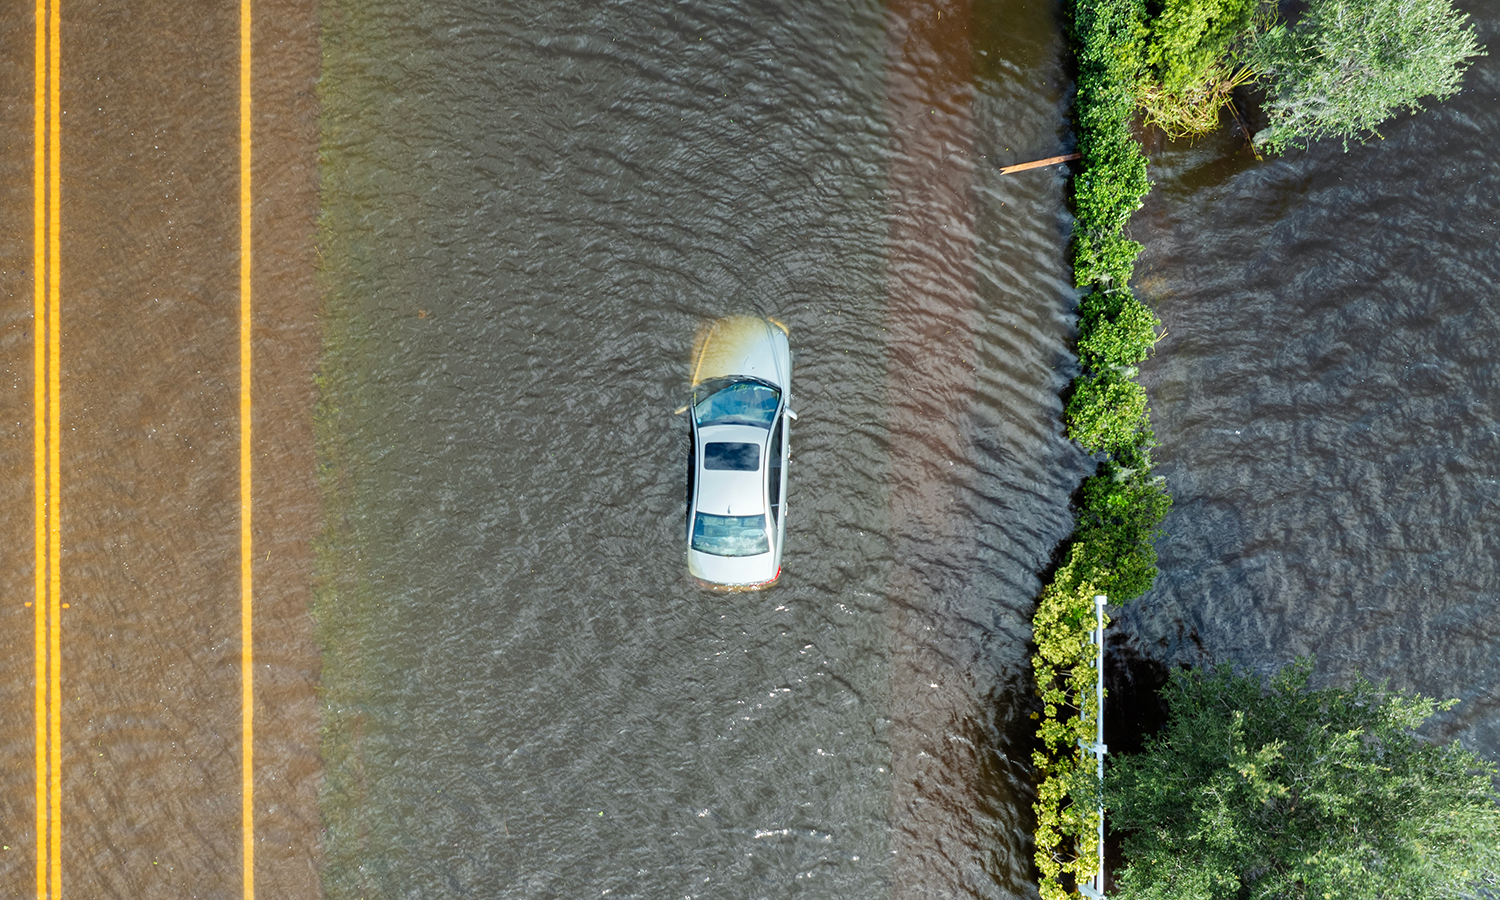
[0,1,320,895]
[6,0,1099,896]
[882,0,987,894]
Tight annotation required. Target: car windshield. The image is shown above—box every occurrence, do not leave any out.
[693,377,780,427]
[692,513,770,557]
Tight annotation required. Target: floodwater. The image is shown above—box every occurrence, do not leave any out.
[0,0,1496,897]
[1114,3,1500,762]
[314,0,1080,896]
[0,1,320,897]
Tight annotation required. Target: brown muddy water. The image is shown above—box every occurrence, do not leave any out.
[0,1,320,897]
[0,0,1497,897]
[313,1,1080,897]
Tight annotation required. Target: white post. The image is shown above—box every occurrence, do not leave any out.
[1094,594,1106,897]
[1078,594,1108,900]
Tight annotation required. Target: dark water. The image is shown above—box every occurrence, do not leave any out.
[1119,5,1500,760]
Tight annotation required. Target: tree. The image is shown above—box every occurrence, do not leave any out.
[1109,660,1500,900]
[1246,0,1485,152]
[1134,0,1260,137]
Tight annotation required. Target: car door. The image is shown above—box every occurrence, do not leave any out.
[768,410,788,556]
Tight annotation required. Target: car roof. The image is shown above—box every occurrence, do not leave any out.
[695,424,768,516]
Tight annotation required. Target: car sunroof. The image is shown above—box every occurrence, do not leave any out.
[703,442,761,471]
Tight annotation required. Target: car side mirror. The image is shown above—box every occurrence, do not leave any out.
[786,409,798,421]
[673,404,689,415]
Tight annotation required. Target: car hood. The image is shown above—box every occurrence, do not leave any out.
[691,316,791,390]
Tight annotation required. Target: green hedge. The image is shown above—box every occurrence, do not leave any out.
[1032,545,1109,900]
[1031,0,1170,893]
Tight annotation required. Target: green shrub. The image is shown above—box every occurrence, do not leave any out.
[1072,0,1148,72]
[1073,161,1149,240]
[1078,292,1161,371]
[1069,0,1150,289]
[1066,373,1151,456]
[1144,0,1256,93]
[1073,464,1171,601]
[1245,0,1484,152]
[1071,0,1151,252]
[1134,0,1259,136]
[1031,465,1168,898]
[1074,234,1143,292]
[1032,543,1109,900]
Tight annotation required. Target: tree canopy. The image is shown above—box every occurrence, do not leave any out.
[1108,660,1500,900]
[1130,0,1484,151]
[1245,0,1485,151]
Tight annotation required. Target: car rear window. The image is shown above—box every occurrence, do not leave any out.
[703,442,760,471]
[692,513,770,557]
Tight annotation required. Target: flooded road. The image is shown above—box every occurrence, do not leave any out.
[314,0,1080,897]
[1,0,1497,898]
[0,0,320,895]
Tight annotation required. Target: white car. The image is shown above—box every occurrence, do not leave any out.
[685,317,795,589]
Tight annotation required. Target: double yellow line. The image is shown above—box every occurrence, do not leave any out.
[33,0,62,896]
[31,1,257,896]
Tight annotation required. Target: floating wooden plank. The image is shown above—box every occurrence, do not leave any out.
[998,152,1081,174]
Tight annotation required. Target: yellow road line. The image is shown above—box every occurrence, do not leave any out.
[47,0,64,895]
[34,0,62,896]
[240,0,254,896]
[32,0,48,895]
